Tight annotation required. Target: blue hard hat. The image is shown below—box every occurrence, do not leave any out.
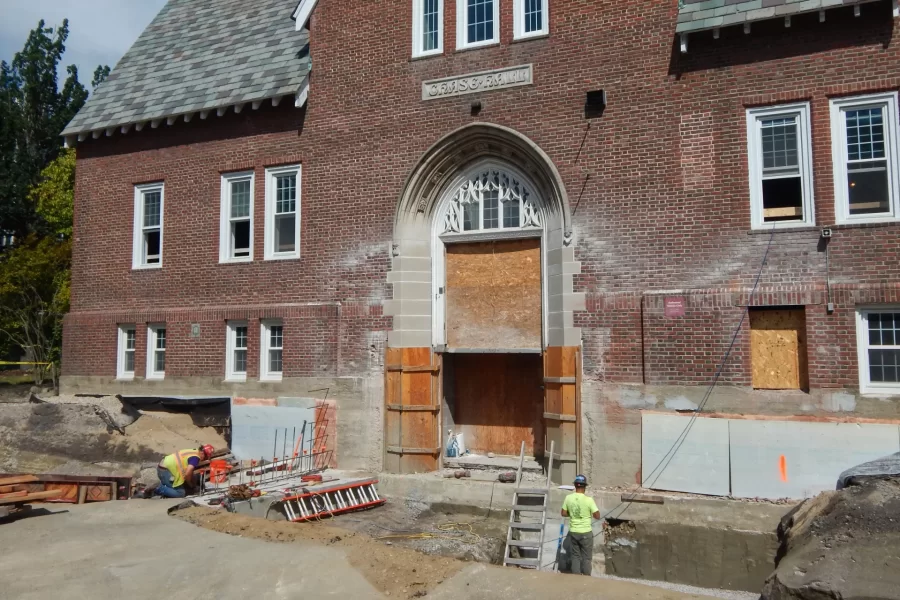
[574,475,588,486]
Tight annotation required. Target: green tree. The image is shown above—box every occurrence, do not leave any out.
[0,19,88,239]
[29,148,74,237]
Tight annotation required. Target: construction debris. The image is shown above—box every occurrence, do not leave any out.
[226,484,258,501]
[0,474,63,520]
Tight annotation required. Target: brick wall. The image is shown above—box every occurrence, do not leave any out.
[66,0,900,396]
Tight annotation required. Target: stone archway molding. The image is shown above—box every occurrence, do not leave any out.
[386,122,584,349]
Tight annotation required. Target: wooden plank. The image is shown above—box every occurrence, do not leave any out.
[386,365,440,373]
[454,353,544,456]
[763,206,803,218]
[386,446,440,455]
[445,239,542,350]
[750,308,809,390]
[0,485,26,494]
[0,489,62,505]
[0,475,38,487]
[387,404,440,412]
[0,491,27,499]
[544,412,577,422]
[77,485,88,505]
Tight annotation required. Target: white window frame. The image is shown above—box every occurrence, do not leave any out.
[830,92,900,225]
[117,325,136,380]
[146,324,166,380]
[456,0,500,50]
[219,171,255,263]
[746,103,815,230]
[264,165,301,260]
[514,0,548,39]
[225,321,249,382]
[413,0,444,58]
[132,183,164,269]
[260,320,284,382]
[856,307,900,396]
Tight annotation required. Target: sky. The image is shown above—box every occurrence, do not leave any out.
[0,0,167,85]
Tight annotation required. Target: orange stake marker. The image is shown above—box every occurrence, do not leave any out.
[779,455,788,483]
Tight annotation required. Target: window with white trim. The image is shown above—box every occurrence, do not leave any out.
[441,168,542,234]
[133,183,164,269]
[830,93,900,224]
[856,308,900,395]
[226,321,248,382]
[260,321,284,382]
[147,324,166,379]
[457,0,499,49]
[220,171,254,263]
[413,0,443,57]
[117,325,136,380]
[746,103,814,229]
[514,0,548,39]
[264,165,301,260]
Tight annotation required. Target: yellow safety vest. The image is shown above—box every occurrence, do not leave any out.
[161,449,203,488]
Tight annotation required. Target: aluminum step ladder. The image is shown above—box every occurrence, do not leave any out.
[282,479,385,522]
[503,440,554,569]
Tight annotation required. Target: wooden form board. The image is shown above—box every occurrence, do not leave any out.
[445,239,542,349]
[452,353,544,456]
[544,347,580,484]
[384,348,441,474]
[750,308,809,390]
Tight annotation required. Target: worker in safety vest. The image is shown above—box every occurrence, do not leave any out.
[561,474,600,576]
[154,445,214,498]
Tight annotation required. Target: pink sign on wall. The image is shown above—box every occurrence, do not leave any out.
[664,297,686,318]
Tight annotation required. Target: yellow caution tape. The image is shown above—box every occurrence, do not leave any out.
[0,361,51,366]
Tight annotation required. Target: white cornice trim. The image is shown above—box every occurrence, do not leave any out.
[292,0,319,29]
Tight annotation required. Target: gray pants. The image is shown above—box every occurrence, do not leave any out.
[568,531,593,575]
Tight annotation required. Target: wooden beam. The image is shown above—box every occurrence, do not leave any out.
[0,475,38,487]
[744,22,751,34]
[184,112,194,123]
[166,116,177,126]
[217,107,228,117]
[0,489,62,505]
[385,364,439,373]
[234,103,245,114]
[387,404,440,413]
[135,122,145,132]
[386,446,440,455]
[0,491,27,499]
[712,28,720,39]
[200,110,210,120]
[543,412,577,422]
[272,96,283,107]
[819,10,826,22]
[679,33,688,54]
[252,100,262,110]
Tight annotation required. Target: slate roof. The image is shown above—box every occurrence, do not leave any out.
[677,0,882,34]
[63,0,309,137]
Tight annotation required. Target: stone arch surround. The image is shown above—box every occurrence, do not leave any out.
[385,123,584,348]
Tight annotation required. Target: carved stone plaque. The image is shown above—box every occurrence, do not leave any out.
[422,65,533,101]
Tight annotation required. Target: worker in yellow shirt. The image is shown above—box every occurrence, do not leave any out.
[153,445,214,498]
[561,474,600,575]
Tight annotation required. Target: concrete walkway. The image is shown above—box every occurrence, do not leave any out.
[0,501,708,599]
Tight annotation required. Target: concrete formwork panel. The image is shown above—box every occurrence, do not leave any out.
[641,413,730,496]
[730,420,900,499]
[231,399,317,462]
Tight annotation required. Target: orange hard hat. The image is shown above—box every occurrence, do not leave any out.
[201,444,215,459]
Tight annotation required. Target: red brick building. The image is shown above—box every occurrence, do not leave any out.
[63,0,900,493]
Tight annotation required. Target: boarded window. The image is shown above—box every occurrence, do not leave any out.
[750,308,809,390]
[445,238,541,350]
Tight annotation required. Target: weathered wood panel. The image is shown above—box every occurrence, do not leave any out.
[384,348,441,473]
[445,239,542,349]
[544,347,579,485]
[750,309,809,390]
[453,354,544,456]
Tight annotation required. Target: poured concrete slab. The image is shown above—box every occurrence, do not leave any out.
[730,420,900,499]
[641,413,730,496]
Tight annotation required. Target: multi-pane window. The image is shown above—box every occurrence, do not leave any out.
[442,168,542,234]
[220,172,254,262]
[831,93,900,224]
[265,166,301,260]
[746,104,814,229]
[118,326,136,379]
[133,184,164,268]
[413,0,444,57]
[261,321,284,381]
[226,322,248,381]
[147,325,166,379]
[857,309,900,395]
[457,0,498,48]
[515,0,548,38]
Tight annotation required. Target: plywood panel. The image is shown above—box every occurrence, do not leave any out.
[750,308,809,390]
[730,420,900,499]
[641,413,731,496]
[446,239,542,349]
[385,348,440,473]
[453,354,544,456]
[544,347,579,484]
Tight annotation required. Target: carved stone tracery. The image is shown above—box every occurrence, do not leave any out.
[441,169,543,234]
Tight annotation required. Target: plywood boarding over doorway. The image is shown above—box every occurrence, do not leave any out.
[544,347,579,484]
[384,348,441,473]
[453,353,544,456]
[750,308,809,390]
[445,239,541,349]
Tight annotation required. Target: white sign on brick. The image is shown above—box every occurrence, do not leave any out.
[422,65,533,101]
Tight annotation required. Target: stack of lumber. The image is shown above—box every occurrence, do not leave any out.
[0,475,62,505]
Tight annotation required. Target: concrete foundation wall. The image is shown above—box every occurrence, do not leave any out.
[582,381,900,488]
[60,375,384,472]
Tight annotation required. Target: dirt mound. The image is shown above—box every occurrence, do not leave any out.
[174,504,464,599]
[762,478,900,600]
[0,398,226,479]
